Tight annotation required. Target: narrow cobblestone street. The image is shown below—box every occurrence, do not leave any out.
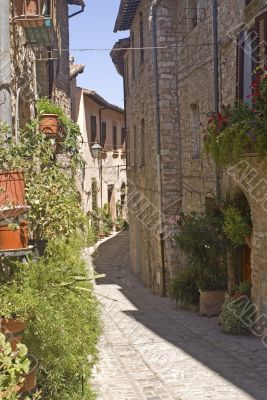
[92,232,267,400]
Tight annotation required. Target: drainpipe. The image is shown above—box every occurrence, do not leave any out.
[152,0,166,297]
[212,0,221,200]
[0,0,12,128]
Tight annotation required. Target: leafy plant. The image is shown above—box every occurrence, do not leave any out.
[169,269,200,305]
[219,294,255,335]
[172,212,228,290]
[223,206,252,247]
[12,237,101,400]
[204,66,267,166]
[36,98,84,167]
[0,333,30,400]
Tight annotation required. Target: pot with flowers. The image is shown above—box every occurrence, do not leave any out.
[204,66,267,167]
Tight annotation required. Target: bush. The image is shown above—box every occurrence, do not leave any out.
[172,212,228,290]
[169,270,199,305]
[223,206,251,247]
[0,237,101,400]
[219,294,255,335]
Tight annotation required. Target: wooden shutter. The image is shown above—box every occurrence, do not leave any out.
[256,12,267,67]
[236,32,244,100]
[101,122,106,148]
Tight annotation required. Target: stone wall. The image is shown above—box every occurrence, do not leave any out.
[125,0,182,295]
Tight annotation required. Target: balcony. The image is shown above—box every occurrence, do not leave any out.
[12,0,59,54]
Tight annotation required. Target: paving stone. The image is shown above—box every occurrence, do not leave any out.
[91,232,267,400]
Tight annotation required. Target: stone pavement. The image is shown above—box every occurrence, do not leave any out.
[91,231,267,400]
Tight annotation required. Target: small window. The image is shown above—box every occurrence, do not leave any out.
[140,119,145,166]
[133,125,137,167]
[90,116,97,143]
[113,123,117,150]
[188,0,198,29]
[101,122,106,148]
[121,127,126,146]
[190,104,200,159]
[139,13,144,65]
[131,31,135,80]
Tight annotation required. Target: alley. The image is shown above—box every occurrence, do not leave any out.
[92,232,267,400]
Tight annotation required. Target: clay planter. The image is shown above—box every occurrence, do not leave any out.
[0,221,29,250]
[0,171,25,208]
[0,318,26,351]
[99,232,105,240]
[39,114,60,137]
[20,355,38,394]
[12,0,45,27]
[199,290,226,316]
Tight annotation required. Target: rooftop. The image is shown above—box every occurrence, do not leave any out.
[82,88,125,114]
[68,0,85,6]
[70,63,85,79]
[110,38,130,77]
[114,0,140,32]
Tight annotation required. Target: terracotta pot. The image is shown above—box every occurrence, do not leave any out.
[0,171,25,208]
[0,221,29,250]
[39,114,59,137]
[1,318,26,351]
[20,355,38,394]
[199,290,226,316]
[99,233,105,240]
[13,0,39,16]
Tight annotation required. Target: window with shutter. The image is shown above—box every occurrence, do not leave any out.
[90,116,97,143]
[256,12,267,67]
[121,127,126,147]
[113,123,117,150]
[236,32,244,100]
[101,122,106,148]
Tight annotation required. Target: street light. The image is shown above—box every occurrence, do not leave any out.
[91,143,102,159]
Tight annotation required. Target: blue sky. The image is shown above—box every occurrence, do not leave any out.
[69,1,128,108]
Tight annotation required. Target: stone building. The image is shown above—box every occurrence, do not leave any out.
[2,0,85,129]
[112,0,267,317]
[70,82,127,222]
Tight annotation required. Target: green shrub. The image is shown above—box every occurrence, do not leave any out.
[219,294,255,335]
[223,206,251,247]
[169,270,199,305]
[172,212,228,290]
[0,238,101,400]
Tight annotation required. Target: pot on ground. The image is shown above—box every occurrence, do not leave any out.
[199,290,226,316]
[0,221,29,250]
[29,239,48,257]
[20,355,38,394]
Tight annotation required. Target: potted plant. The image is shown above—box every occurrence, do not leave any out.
[19,354,38,395]
[169,269,200,312]
[172,212,228,316]
[0,221,29,251]
[12,0,46,27]
[0,333,30,398]
[37,98,61,138]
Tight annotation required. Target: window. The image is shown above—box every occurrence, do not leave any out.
[131,31,135,80]
[121,127,126,147]
[236,30,257,101]
[139,13,144,65]
[133,125,137,167]
[90,116,97,143]
[140,119,145,166]
[188,0,198,30]
[127,128,131,166]
[125,56,130,94]
[113,123,117,150]
[256,12,267,68]
[190,104,200,159]
[101,122,106,148]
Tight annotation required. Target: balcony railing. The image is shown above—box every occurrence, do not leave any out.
[12,0,59,54]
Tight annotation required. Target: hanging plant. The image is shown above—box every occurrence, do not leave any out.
[204,66,267,166]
